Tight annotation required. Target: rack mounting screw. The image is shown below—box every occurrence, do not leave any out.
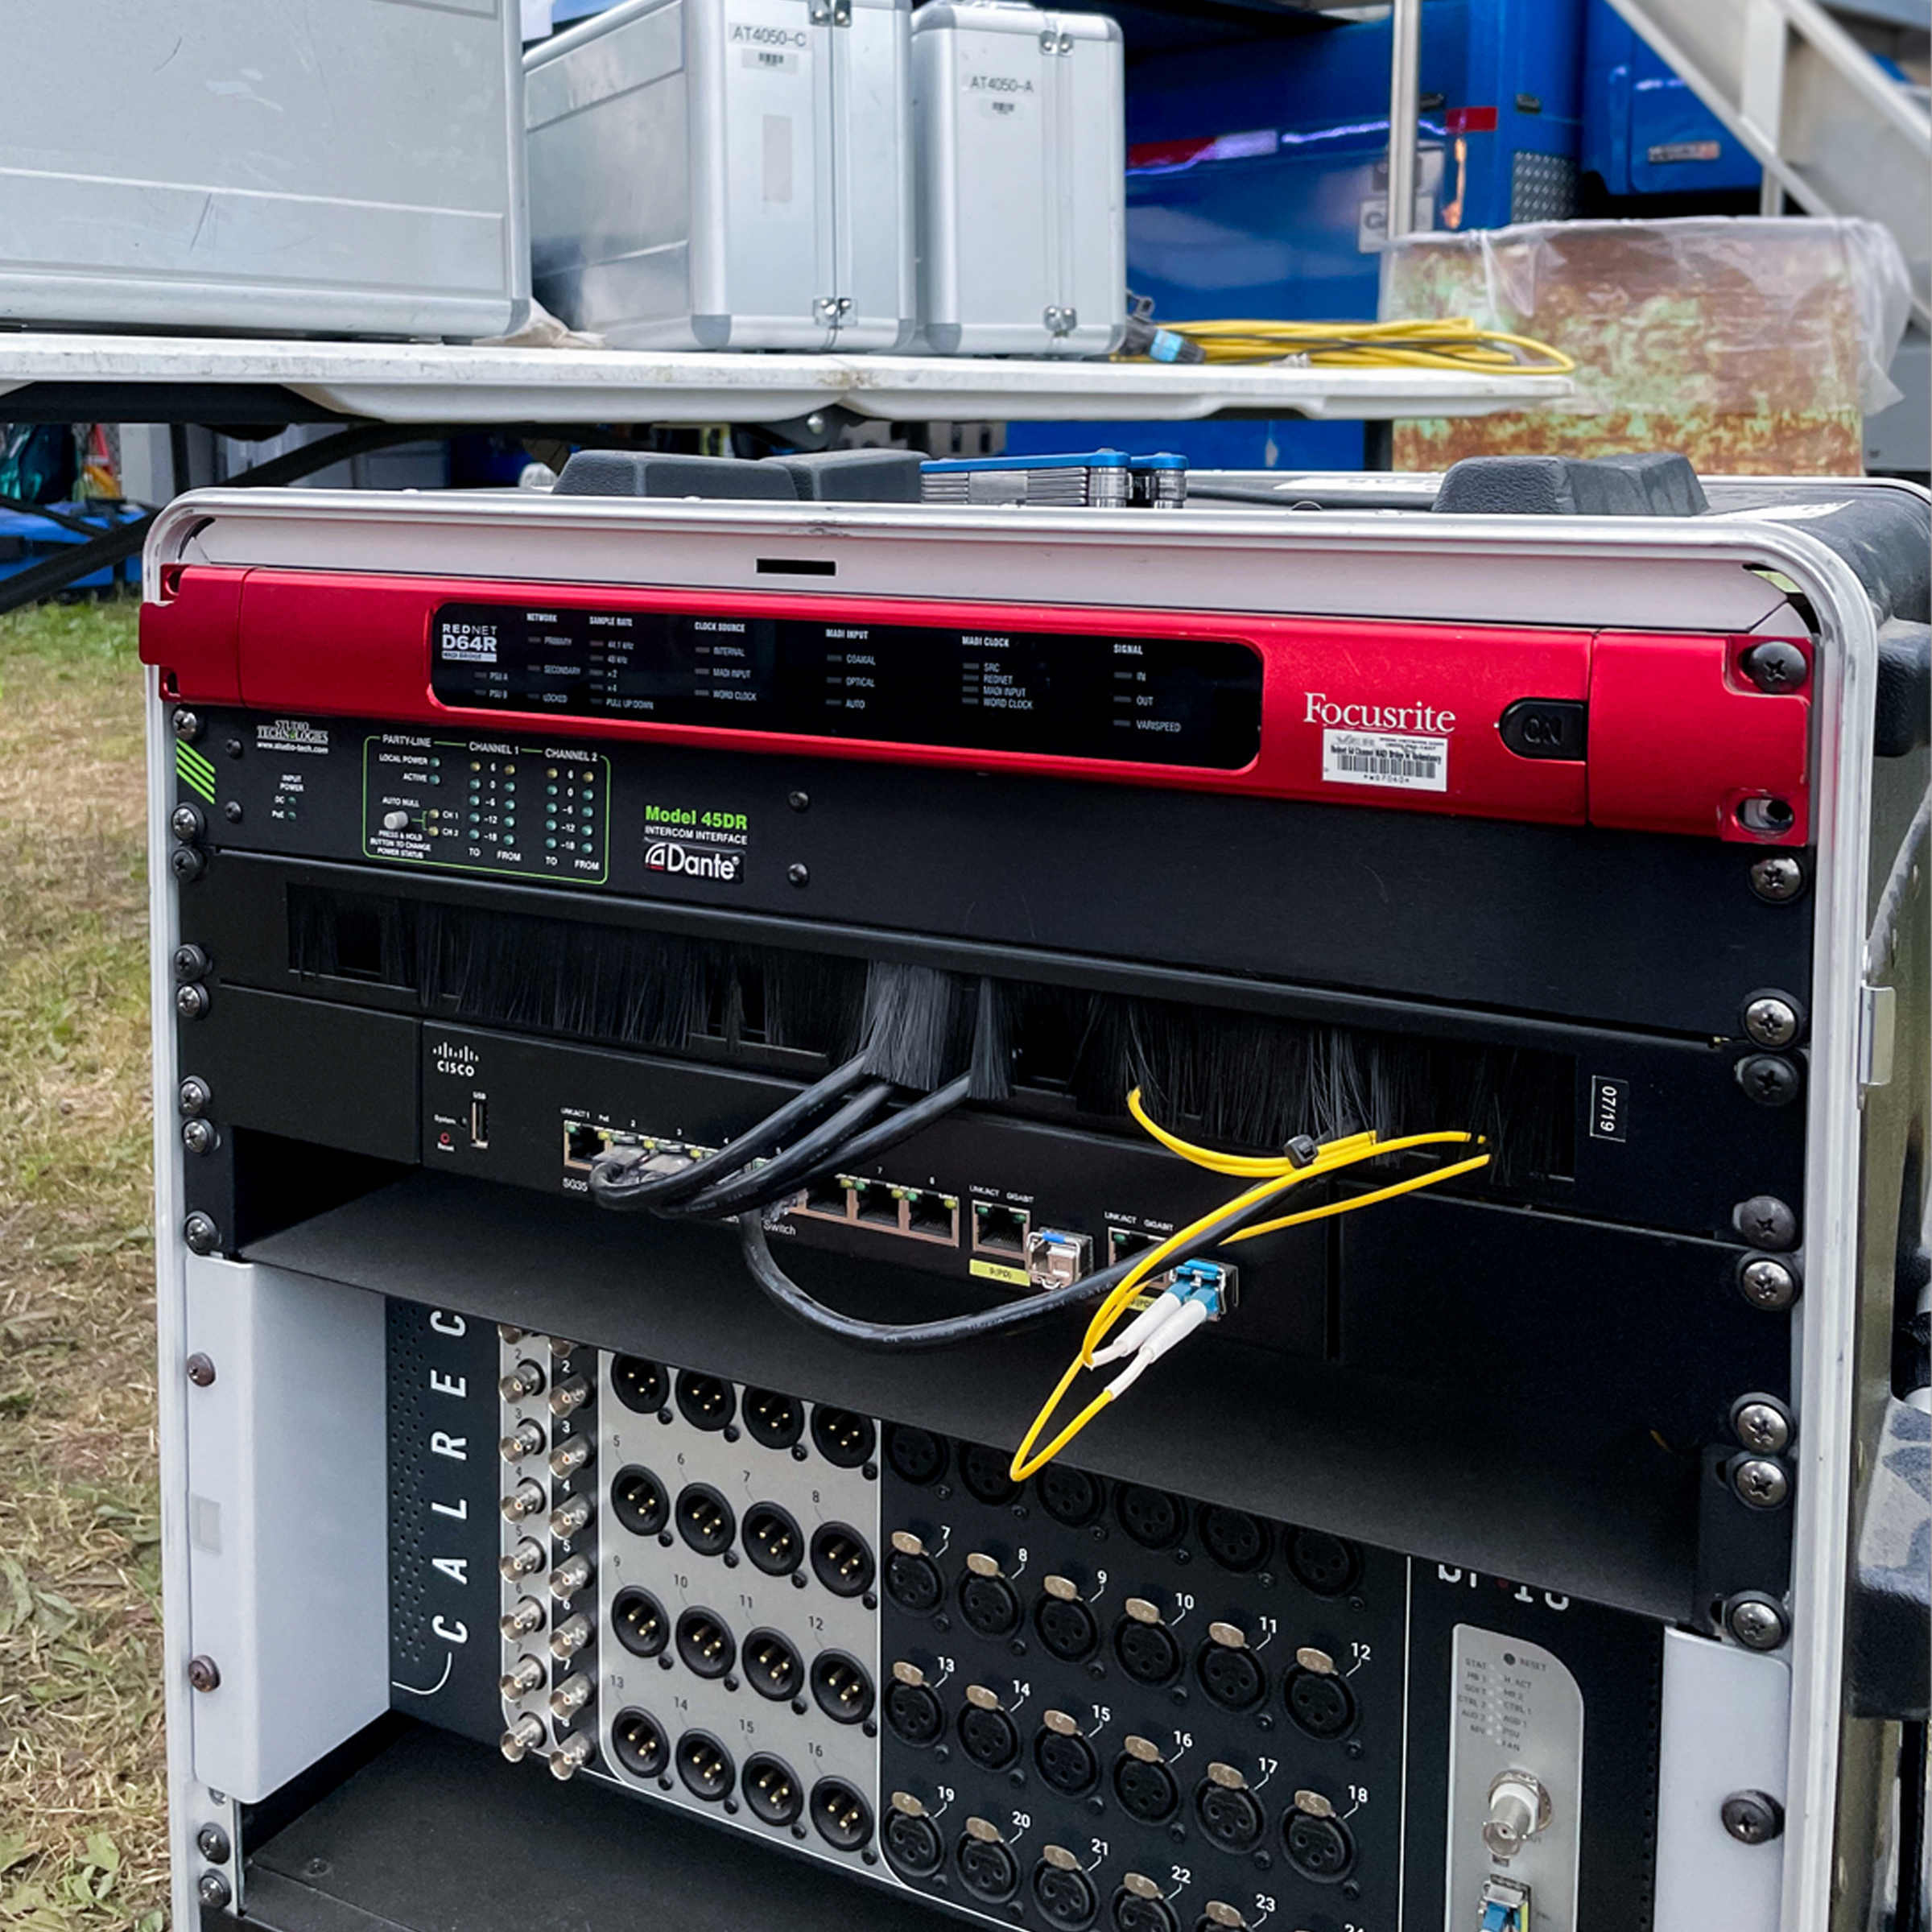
[175,982,211,1020]
[1748,856,1806,903]
[1732,1397,1793,1455]
[787,791,811,812]
[182,1118,217,1156]
[1736,1055,1801,1107]
[1720,1790,1785,1844]
[787,863,810,887]
[173,944,211,982]
[1737,1257,1798,1310]
[1739,642,1808,694]
[172,708,204,743]
[1727,1596,1790,1651]
[1732,1196,1798,1251]
[196,1824,231,1864]
[183,1213,221,1255]
[186,1353,217,1388]
[179,1077,211,1117]
[1731,1457,1790,1510]
[1743,996,1801,1048]
[188,1654,221,1692]
[196,1872,232,1909]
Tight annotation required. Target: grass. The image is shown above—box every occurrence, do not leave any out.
[0,596,167,1930]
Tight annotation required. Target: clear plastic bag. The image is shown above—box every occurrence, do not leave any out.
[1383,216,1915,473]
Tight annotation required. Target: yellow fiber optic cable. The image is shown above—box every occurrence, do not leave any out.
[1009,1105,1492,1483]
[1141,317,1574,374]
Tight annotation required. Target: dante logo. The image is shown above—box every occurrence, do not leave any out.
[440,622,498,664]
[646,841,742,883]
[1303,691,1456,733]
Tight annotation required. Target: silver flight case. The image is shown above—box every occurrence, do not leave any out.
[0,0,528,341]
[526,0,915,351]
[910,1,1125,357]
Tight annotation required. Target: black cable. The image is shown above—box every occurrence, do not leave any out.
[737,1213,1135,1352]
[736,1149,1321,1353]
[588,1051,874,1212]
[659,1080,894,1219]
[716,1072,976,1218]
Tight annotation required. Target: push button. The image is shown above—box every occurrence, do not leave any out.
[1498,698,1587,760]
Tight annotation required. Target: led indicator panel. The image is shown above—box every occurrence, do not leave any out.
[431,602,1265,771]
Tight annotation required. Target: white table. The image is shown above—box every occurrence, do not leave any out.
[0,331,1571,427]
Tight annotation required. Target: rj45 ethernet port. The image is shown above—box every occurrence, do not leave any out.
[798,1177,852,1221]
[562,1120,607,1170]
[972,1201,1030,1255]
[853,1180,900,1228]
[904,1191,960,1244]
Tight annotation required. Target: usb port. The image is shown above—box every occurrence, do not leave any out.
[469,1096,489,1149]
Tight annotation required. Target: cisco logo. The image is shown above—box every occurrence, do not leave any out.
[431,1039,479,1078]
[646,841,742,883]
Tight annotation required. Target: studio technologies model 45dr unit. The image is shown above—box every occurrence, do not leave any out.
[138,456,1929,1932]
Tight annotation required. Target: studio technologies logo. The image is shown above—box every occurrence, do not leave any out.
[646,841,742,882]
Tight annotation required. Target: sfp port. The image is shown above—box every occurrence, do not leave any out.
[1025,1228,1092,1290]
[1478,1877,1531,1932]
[1170,1259,1239,1315]
[853,1181,901,1228]
[903,1190,960,1245]
[972,1202,1030,1256]
[563,1120,608,1170]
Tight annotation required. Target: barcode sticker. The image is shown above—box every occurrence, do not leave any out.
[1322,729,1449,793]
